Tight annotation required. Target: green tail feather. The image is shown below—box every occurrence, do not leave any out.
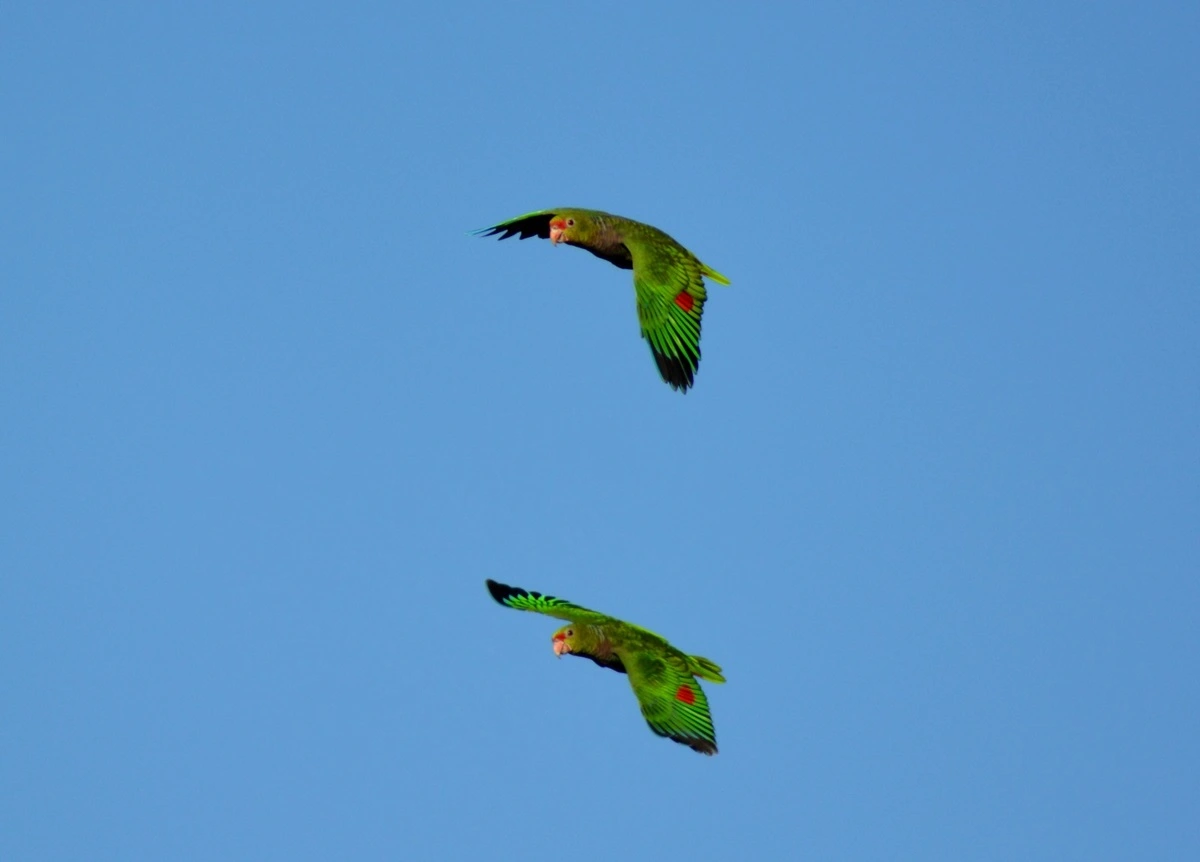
[702,264,731,286]
[689,655,726,683]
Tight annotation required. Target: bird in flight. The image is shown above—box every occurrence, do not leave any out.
[476,208,731,392]
[486,578,725,754]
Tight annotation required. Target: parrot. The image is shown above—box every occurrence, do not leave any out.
[485,578,725,755]
[475,208,731,392]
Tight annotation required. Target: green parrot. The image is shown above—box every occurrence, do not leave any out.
[486,578,725,755]
[476,208,731,392]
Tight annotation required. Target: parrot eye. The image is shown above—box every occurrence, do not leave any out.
[566,219,575,227]
[567,629,574,636]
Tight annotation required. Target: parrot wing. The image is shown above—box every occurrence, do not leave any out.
[621,649,719,755]
[476,209,634,269]
[487,579,668,642]
[473,211,554,241]
[627,239,729,392]
[485,579,613,625]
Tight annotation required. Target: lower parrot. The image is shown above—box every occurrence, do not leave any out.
[486,578,725,755]
[475,209,731,392]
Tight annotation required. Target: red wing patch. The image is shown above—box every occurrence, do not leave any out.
[675,684,696,705]
[673,290,694,313]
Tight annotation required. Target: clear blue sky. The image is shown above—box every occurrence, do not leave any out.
[3,3,1197,859]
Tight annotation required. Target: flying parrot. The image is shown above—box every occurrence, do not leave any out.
[485,578,725,754]
[475,209,731,392]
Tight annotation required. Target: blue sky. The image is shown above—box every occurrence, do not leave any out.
[3,2,1197,859]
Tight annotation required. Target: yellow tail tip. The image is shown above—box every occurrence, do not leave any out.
[704,266,731,286]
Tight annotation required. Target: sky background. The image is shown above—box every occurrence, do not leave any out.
[2,3,1198,860]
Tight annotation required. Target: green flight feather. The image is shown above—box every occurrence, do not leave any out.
[485,579,725,755]
[626,651,719,755]
[477,208,730,392]
[485,578,611,625]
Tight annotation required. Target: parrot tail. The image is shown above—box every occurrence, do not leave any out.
[701,264,731,286]
[689,654,726,683]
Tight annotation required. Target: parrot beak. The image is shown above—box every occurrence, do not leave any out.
[552,634,568,657]
[548,219,566,245]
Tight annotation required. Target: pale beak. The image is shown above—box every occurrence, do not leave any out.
[553,637,568,657]
[549,227,564,245]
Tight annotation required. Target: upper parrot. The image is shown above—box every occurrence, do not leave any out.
[486,578,725,754]
[475,208,731,392]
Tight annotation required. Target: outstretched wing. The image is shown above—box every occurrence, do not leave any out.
[622,650,718,755]
[485,579,612,625]
[475,209,633,270]
[473,211,554,241]
[628,240,728,393]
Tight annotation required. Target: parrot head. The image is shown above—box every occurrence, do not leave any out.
[548,215,575,245]
[551,624,579,657]
[548,210,598,246]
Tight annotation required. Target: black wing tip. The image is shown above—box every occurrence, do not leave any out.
[485,579,551,607]
[676,734,717,756]
[651,350,699,392]
[486,579,522,604]
[474,225,519,241]
[474,213,555,241]
[649,725,718,755]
